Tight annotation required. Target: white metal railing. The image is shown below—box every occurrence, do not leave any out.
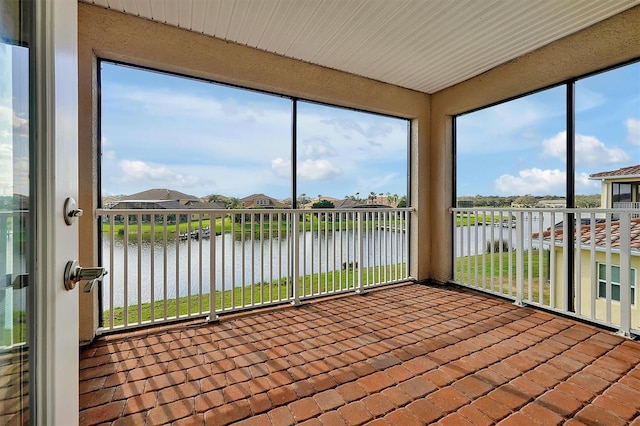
[614,202,640,218]
[613,202,640,209]
[451,208,640,337]
[97,207,411,332]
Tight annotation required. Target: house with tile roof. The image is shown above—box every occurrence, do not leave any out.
[589,164,640,209]
[536,217,640,329]
[239,193,287,209]
[111,189,220,222]
[120,188,200,204]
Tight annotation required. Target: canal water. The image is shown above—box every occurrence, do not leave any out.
[102,228,406,308]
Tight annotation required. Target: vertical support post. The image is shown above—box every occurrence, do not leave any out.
[291,99,297,209]
[566,80,576,312]
[514,211,524,306]
[618,213,631,337]
[356,211,365,294]
[291,211,300,306]
[575,211,582,316]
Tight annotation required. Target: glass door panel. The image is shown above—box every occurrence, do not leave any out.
[1,1,31,423]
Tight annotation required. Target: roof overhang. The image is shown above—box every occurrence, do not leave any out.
[81,0,640,94]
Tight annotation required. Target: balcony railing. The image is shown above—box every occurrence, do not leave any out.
[96,207,411,332]
[451,207,640,337]
[614,202,640,218]
[613,201,640,209]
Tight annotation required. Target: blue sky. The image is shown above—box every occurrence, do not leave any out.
[100,62,408,200]
[457,62,640,197]
[101,61,638,201]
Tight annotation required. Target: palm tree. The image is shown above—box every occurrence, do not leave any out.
[296,193,309,207]
[224,197,240,209]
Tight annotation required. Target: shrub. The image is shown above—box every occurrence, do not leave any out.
[486,239,509,253]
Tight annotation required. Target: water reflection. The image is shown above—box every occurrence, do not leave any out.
[102,229,406,308]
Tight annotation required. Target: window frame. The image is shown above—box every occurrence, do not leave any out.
[97,59,411,211]
[597,263,636,305]
[612,183,633,204]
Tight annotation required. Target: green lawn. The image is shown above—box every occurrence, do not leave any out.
[455,249,551,304]
[455,213,513,227]
[102,263,407,328]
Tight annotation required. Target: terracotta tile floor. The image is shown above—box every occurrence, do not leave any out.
[79,283,640,425]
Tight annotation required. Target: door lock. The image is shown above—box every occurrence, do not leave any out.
[63,197,83,225]
[64,260,107,292]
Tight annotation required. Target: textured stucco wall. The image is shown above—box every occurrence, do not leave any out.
[429,5,640,283]
[77,3,431,342]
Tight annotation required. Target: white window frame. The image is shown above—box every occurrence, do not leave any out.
[597,263,636,305]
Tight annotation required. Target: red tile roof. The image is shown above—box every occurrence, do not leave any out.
[536,217,640,251]
[589,164,640,179]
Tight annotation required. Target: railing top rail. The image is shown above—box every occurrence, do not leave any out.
[0,210,29,215]
[451,207,640,214]
[96,207,415,215]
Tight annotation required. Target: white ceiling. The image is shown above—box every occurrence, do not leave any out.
[82,0,640,94]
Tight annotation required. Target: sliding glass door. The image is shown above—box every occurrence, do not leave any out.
[1,1,32,423]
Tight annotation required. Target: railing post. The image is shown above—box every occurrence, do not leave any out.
[618,213,631,338]
[356,211,365,295]
[291,211,301,306]
[208,213,219,323]
[514,211,524,306]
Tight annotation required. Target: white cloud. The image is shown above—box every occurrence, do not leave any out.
[303,142,337,159]
[0,104,29,137]
[495,168,565,195]
[116,160,199,187]
[298,159,342,181]
[297,111,406,162]
[626,118,640,145]
[271,157,290,178]
[495,168,598,195]
[542,131,629,165]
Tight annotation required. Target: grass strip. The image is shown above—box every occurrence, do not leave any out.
[102,264,407,328]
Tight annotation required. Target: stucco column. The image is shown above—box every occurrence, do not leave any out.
[77,33,99,345]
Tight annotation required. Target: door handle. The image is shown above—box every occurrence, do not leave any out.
[64,260,108,292]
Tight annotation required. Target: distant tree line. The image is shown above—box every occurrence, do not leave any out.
[457,194,600,208]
